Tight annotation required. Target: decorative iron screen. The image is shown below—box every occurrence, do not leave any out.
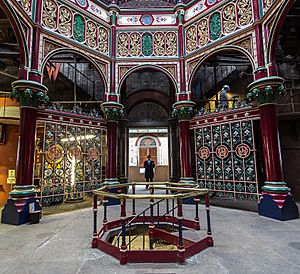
[35,118,106,207]
[193,109,259,201]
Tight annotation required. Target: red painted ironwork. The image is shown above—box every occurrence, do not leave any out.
[259,103,283,182]
[16,107,38,186]
[106,121,118,179]
[179,120,192,178]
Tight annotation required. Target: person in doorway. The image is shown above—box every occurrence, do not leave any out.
[220,85,230,109]
[143,155,155,189]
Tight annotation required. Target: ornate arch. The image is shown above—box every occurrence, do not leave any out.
[117,64,179,95]
[40,47,108,95]
[0,0,29,70]
[136,135,161,147]
[266,0,295,65]
[187,45,255,92]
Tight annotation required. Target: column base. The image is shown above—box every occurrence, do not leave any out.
[178,177,197,186]
[1,197,41,225]
[258,194,299,221]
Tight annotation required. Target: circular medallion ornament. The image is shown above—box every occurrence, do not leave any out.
[141,14,153,25]
[198,146,210,160]
[207,0,217,5]
[88,148,100,161]
[67,145,82,161]
[75,0,88,8]
[235,143,251,158]
[215,145,229,159]
[45,144,63,163]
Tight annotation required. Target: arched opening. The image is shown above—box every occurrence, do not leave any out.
[42,51,105,112]
[119,67,178,184]
[190,50,253,112]
[190,50,264,207]
[273,0,300,201]
[0,4,22,205]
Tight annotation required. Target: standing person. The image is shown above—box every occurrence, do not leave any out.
[219,85,230,109]
[143,155,155,189]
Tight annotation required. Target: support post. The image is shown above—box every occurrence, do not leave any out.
[101,101,124,185]
[247,76,299,220]
[205,194,214,247]
[1,80,48,225]
[120,197,127,265]
[172,101,196,186]
[92,194,98,248]
[177,197,185,264]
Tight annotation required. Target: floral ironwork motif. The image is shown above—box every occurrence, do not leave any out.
[130,33,142,56]
[73,14,85,42]
[39,122,105,207]
[59,7,72,36]
[19,0,31,13]
[154,32,165,56]
[209,12,221,40]
[142,33,153,57]
[235,37,253,55]
[42,0,57,29]
[118,33,129,57]
[43,40,61,58]
[186,26,197,53]
[222,4,236,34]
[98,27,108,54]
[195,119,258,200]
[86,21,97,48]
[11,88,49,107]
[165,32,177,56]
[198,19,209,47]
[237,0,253,26]
[117,31,177,57]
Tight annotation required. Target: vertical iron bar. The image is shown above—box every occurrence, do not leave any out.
[166,189,169,214]
[91,194,98,248]
[172,198,175,231]
[143,212,145,250]
[205,193,214,247]
[103,198,108,224]
[132,184,136,215]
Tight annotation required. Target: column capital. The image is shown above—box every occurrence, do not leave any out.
[172,100,196,121]
[101,101,124,121]
[247,76,286,105]
[11,80,49,108]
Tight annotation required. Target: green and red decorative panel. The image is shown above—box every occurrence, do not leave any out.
[194,112,259,201]
[37,120,105,206]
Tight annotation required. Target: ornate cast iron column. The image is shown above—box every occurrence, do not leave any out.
[172,101,196,186]
[247,76,299,220]
[101,102,124,186]
[167,118,180,183]
[1,80,48,225]
[118,119,129,184]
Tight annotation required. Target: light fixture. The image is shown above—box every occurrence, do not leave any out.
[61,134,95,142]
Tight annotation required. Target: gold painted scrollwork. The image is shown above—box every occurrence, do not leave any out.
[154,32,165,56]
[130,32,141,57]
[165,32,177,56]
[117,33,129,57]
[86,21,97,48]
[58,6,72,36]
[222,4,236,34]
[42,0,57,29]
[265,0,272,9]
[20,0,31,13]
[198,19,209,47]
[237,0,253,26]
[186,25,197,53]
[98,27,108,54]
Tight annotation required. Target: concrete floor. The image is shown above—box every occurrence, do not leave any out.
[1,193,300,274]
